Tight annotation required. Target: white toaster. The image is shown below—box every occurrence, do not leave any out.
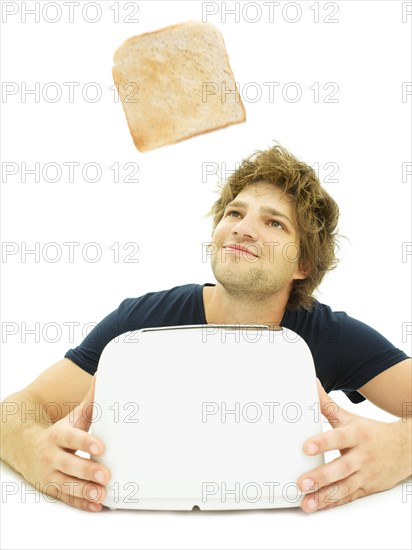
[91,325,324,510]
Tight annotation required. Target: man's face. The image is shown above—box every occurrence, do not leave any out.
[210,182,306,298]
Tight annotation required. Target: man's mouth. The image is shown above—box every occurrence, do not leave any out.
[223,244,259,258]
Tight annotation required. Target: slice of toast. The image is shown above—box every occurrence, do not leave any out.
[112,21,246,152]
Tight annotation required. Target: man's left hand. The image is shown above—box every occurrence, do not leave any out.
[296,379,412,513]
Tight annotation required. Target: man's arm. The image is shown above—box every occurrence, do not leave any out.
[0,358,111,512]
[357,358,412,418]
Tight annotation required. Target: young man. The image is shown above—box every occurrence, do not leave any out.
[1,145,411,514]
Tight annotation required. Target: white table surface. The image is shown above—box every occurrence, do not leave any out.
[1,460,411,550]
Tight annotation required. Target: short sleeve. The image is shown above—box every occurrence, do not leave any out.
[64,306,124,375]
[334,315,409,404]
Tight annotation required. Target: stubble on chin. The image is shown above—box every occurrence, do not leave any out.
[210,256,285,300]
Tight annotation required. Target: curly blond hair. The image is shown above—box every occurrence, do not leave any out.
[208,144,340,310]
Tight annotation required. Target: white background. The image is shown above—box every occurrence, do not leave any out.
[1,1,411,549]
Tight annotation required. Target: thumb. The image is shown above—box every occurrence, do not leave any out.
[70,373,97,432]
[316,377,348,428]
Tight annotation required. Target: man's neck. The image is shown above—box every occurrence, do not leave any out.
[202,283,288,327]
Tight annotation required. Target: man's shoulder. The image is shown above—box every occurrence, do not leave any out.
[120,283,201,309]
[284,299,347,325]
[284,299,395,349]
[116,283,206,329]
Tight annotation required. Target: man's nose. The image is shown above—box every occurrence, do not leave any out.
[231,215,258,240]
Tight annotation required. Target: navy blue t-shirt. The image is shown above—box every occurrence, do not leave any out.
[65,283,409,404]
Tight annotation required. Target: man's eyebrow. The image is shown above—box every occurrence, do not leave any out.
[226,200,292,224]
[260,206,292,224]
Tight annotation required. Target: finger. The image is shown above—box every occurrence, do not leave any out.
[72,374,97,432]
[297,452,358,494]
[301,471,364,513]
[49,470,107,504]
[40,474,105,512]
[303,425,359,456]
[60,491,103,513]
[315,378,353,428]
[53,423,105,456]
[54,449,111,487]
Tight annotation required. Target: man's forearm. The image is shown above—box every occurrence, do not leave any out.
[398,416,412,478]
[0,391,52,479]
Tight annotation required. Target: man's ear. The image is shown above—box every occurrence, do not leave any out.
[295,258,311,281]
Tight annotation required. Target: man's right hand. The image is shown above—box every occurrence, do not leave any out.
[25,375,111,512]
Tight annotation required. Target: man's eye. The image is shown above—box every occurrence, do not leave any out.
[227,210,241,217]
[270,220,284,229]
